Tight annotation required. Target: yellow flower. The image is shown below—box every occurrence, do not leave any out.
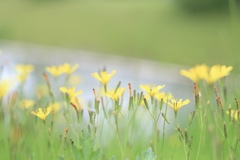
[140,84,165,98]
[16,64,34,74]
[59,87,82,100]
[91,70,116,86]
[180,64,208,82]
[31,107,51,121]
[45,65,65,77]
[181,64,233,84]
[0,80,11,100]
[106,88,125,101]
[203,65,233,84]
[61,63,79,75]
[15,64,34,82]
[226,110,239,121]
[19,99,35,109]
[155,92,173,102]
[167,98,190,111]
[48,102,61,112]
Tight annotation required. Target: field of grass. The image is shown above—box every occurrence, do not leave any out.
[0,0,240,66]
[0,63,239,160]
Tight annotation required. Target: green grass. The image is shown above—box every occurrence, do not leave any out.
[0,0,240,66]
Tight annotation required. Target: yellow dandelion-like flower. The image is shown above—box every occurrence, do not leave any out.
[59,87,82,100]
[105,88,125,102]
[180,64,208,83]
[92,70,116,86]
[167,98,190,112]
[61,63,79,75]
[0,80,11,100]
[19,99,35,109]
[46,65,65,77]
[140,84,165,98]
[31,107,51,121]
[47,102,61,112]
[15,64,34,82]
[155,92,173,102]
[204,65,233,84]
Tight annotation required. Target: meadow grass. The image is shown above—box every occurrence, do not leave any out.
[0,0,240,66]
[0,62,239,160]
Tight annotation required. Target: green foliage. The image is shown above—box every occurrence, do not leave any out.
[72,130,101,160]
[136,147,156,160]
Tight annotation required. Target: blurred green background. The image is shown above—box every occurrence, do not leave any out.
[0,0,239,66]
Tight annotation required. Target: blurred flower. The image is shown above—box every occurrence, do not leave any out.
[92,70,116,86]
[203,65,233,84]
[167,98,190,112]
[155,92,173,102]
[181,64,232,84]
[0,80,11,100]
[180,64,208,82]
[19,99,35,109]
[46,65,65,77]
[48,102,61,112]
[106,88,125,101]
[59,87,82,101]
[61,63,79,75]
[226,110,239,121]
[15,64,34,82]
[31,107,51,121]
[140,84,165,98]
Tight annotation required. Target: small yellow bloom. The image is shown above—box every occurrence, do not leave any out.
[0,80,11,100]
[106,88,125,101]
[61,63,79,75]
[180,64,208,82]
[226,110,239,121]
[91,70,116,86]
[31,107,51,121]
[19,99,35,109]
[46,65,65,77]
[15,64,34,82]
[155,92,173,102]
[140,84,165,98]
[59,87,82,100]
[181,64,232,84]
[16,64,34,74]
[167,98,190,111]
[48,102,61,112]
[204,65,233,84]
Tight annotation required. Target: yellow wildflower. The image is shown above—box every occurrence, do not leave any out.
[180,64,208,82]
[167,98,190,111]
[155,92,173,102]
[140,84,165,98]
[45,65,65,77]
[59,87,82,101]
[61,63,79,75]
[31,107,51,121]
[0,80,11,100]
[106,88,125,102]
[226,110,239,121]
[15,64,34,82]
[181,64,232,84]
[91,70,116,86]
[48,102,61,112]
[19,99,35,109]
[203,65,233,84]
